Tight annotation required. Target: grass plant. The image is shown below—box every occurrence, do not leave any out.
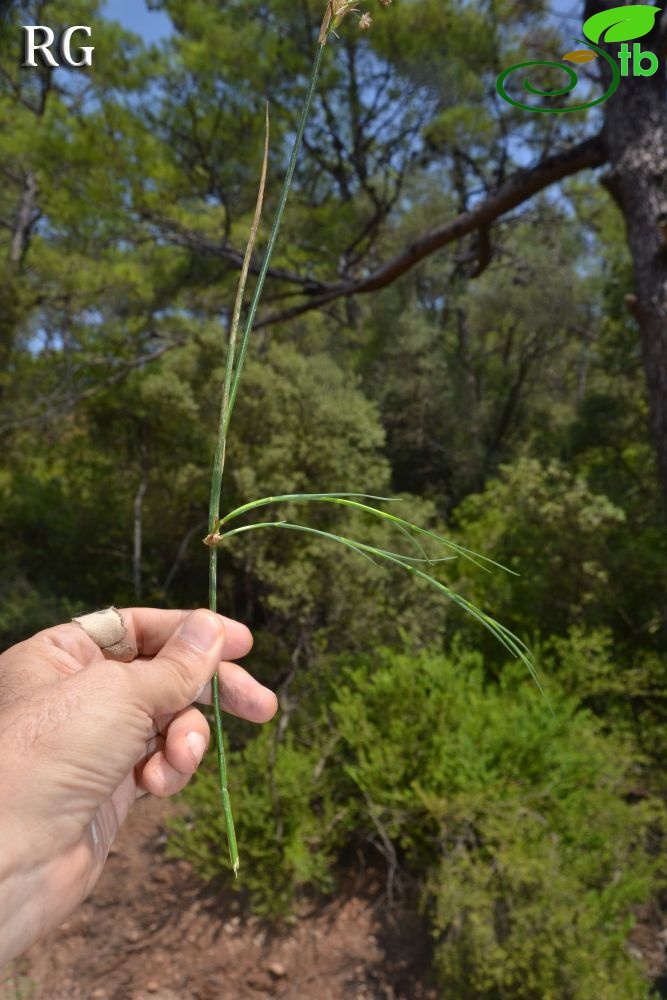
[204,0,543,874]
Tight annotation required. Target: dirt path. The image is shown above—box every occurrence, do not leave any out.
[8,797,437,1000]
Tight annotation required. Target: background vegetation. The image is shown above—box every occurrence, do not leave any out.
[1,1,666,995]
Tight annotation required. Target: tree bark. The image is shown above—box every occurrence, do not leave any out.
[133,476,148,602]
[9,171,38,266]
[587,0,667,504]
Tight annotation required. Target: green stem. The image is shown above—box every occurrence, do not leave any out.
[211,673,239,873]
[207,110,269,877]
[207,344,241,873]
[205,41,326,874]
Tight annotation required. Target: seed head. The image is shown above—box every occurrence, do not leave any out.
[319,0,388,44]
[319,0,356,43]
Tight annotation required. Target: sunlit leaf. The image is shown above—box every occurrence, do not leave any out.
[562,49,598,63]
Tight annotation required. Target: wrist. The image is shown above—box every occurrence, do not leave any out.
[0,818,41,965]
[0,777,54,964]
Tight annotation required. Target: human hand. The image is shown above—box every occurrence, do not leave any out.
[0,607,277,964]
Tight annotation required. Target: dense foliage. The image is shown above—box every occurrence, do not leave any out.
[169,647,661,997]
[1,1,666,996]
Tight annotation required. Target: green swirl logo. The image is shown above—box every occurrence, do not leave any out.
[496,40,620,114]
[496,5,662,114]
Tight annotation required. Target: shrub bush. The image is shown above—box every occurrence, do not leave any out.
[169,644,660,996]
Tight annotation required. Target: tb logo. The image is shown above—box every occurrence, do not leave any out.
[496,4,662,113]
[22,26,94,68]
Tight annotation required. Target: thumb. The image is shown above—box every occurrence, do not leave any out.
[125,609,227,717]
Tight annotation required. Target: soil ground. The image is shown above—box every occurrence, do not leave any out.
[4,796,667,999]
[7,797,439,1000]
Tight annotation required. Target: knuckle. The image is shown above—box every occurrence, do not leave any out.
[161,649,203,703]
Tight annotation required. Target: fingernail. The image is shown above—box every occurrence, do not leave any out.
[185,731,207,767]
[179,610,222,651]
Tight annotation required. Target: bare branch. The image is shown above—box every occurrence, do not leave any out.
[254,132,608,328]
[0,341,182,434]
[143,213,325,293]
[9,171,38,265]
[161,518,209,598]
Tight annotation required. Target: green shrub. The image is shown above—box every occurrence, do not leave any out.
[169,645,659,996]
[542,628,667,772]
[451,458,627,643]
[168,728,342,915]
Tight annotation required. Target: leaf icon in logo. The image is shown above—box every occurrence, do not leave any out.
[562,49,598,62]
[583,4,662,44]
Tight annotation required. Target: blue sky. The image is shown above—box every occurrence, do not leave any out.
[100,0,584,46]
[102,0,172,43]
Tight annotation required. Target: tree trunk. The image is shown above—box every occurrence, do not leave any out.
[589,1,667,504]
[133,476,148,602]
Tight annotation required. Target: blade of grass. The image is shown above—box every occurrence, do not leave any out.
[216,493,515,574]
[220,43,327,444]
[210,520,454,568]
[211,520,549,709]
